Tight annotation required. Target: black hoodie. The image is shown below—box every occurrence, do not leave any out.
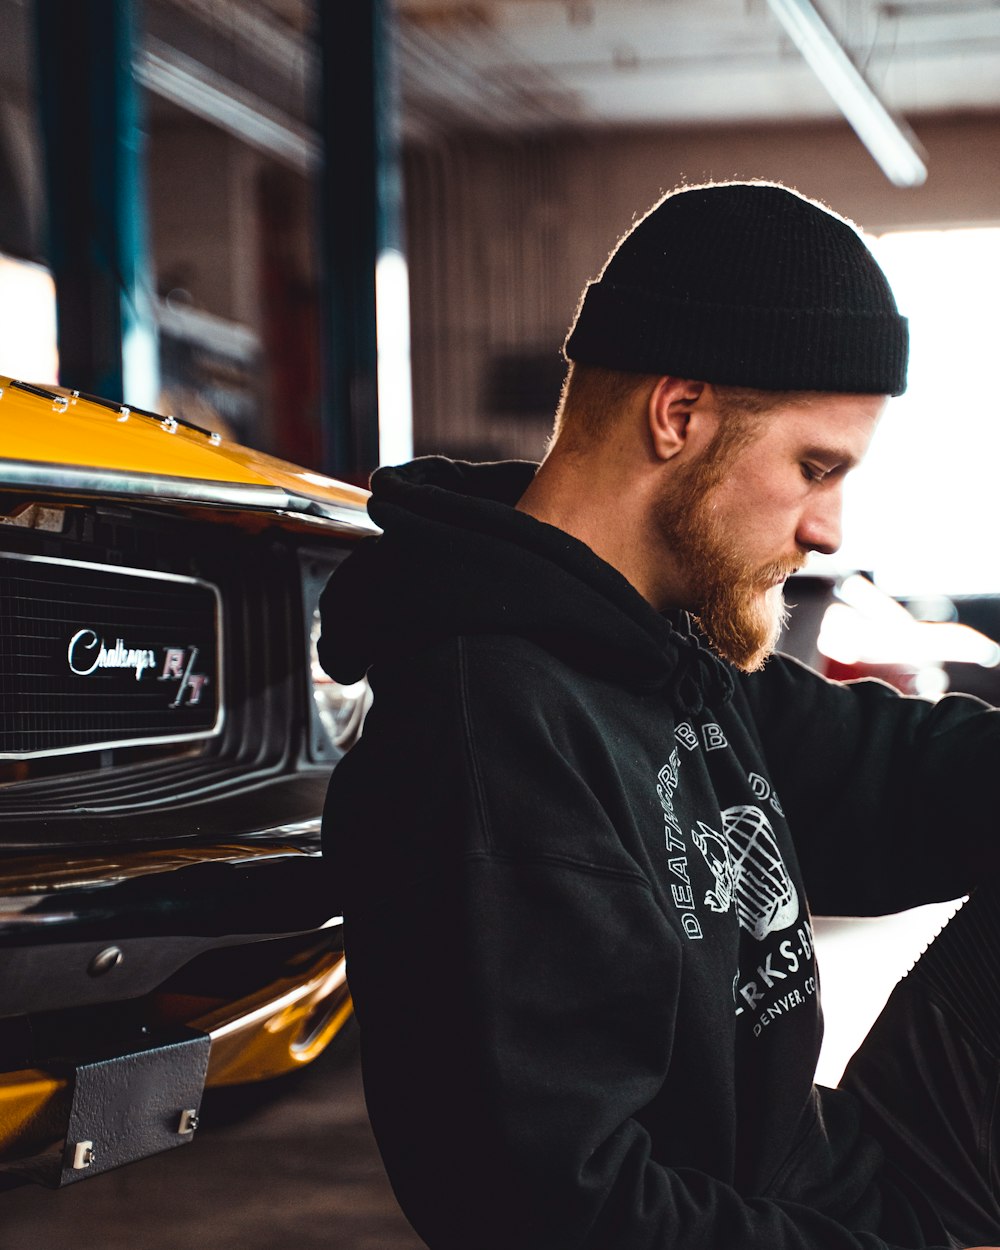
[320,457,998,1250]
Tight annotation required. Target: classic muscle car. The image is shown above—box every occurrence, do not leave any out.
[0,377,373,1187]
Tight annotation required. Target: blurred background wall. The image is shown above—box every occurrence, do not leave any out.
[1,0,998,477]
[405,114,1000,461]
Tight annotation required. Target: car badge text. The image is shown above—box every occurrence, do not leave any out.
[67,630,210,706]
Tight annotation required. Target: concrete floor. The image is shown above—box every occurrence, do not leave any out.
[1,1027,426,1250]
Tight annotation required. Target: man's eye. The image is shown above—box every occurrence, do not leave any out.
[801,463,825,482]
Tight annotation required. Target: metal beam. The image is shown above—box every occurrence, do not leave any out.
[317,0,396,482]
[34,0,159,406]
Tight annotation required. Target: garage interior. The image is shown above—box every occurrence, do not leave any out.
[2,0,1000,1245]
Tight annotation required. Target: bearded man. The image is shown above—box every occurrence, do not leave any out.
[320,182,1000,1250]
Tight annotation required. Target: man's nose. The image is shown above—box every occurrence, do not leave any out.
[797,486,843,555]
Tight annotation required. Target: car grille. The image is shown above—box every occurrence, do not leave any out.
[0,554,222,758]
[0,495,343,845]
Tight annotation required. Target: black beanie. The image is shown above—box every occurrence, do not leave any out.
[564,181,908,396]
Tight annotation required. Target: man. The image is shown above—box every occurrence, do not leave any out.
[320,182,1000,1249]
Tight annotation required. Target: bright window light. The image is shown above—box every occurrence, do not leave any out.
[0,255,58,386]
[815,228,1000,597]
[375,248,414,467]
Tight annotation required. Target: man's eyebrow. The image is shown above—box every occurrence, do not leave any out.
[801,445,861,470]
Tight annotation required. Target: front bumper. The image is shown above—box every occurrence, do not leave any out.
[0,814,350,1185]
[0,812,337,1017]
[0,938,351,1186]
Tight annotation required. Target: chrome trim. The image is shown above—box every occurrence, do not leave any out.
[0,551,225,760]
[208,963,347,1042]
[0,828,333,948]
[0,828,324,910]
[0,459,379,535]
[282,493,379,533]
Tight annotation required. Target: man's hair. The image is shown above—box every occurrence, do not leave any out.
[553,362,813,473]
[553,363,659,443]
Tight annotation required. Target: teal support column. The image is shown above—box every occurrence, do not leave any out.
[317,0,397,483]
[34,0,158,406]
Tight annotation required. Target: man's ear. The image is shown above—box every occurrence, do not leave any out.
[648,377,706,462]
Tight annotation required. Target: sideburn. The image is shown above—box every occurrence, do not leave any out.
[655,416,789,672]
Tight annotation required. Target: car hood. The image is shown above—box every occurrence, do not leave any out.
[0,376,375,531]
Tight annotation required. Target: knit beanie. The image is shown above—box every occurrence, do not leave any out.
[564,181,908,395]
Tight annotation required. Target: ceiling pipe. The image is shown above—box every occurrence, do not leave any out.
[766,0,928,187]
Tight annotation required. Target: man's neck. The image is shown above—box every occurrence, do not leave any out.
[516,453,681,611]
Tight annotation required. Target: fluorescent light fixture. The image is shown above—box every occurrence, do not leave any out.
[766,0,927,187]
[137,38,319,174]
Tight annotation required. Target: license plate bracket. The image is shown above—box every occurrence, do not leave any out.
[56,1027,211,1187]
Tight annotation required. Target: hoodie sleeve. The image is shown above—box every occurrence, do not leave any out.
[324,640,932,1250]
[740,654,1000,915]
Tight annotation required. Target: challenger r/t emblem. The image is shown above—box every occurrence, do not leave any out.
[67,631,210,707]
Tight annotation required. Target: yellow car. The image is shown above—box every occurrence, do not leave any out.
[0,377,374,1188]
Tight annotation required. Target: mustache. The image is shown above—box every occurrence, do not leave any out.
[752,556,807,587]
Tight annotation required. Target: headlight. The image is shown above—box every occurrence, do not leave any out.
[300,549,372,764]
[309,606,372,752]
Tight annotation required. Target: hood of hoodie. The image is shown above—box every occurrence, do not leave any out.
[318,457,733,711]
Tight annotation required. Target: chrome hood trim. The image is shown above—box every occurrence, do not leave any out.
[0,458,380,536]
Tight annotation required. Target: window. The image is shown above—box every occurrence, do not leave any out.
[813,227,1000,597]
[0,255,57,386]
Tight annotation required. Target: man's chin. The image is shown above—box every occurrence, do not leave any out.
[694,588,787,673]
[732,640,778,674]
